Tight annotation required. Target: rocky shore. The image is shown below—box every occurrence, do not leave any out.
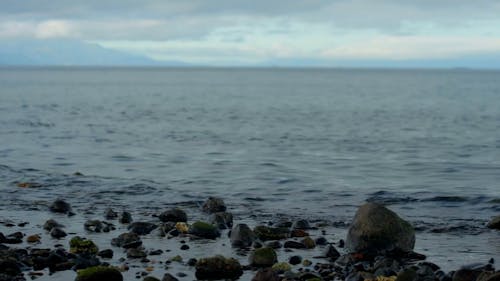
[0,196,498,281]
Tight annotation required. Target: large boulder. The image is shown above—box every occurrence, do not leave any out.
[346,203,415,255]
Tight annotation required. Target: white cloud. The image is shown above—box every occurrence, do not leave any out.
[320,36,500,60]
[35,20,72,38]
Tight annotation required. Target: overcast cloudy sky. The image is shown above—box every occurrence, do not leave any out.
[2,0,500,65]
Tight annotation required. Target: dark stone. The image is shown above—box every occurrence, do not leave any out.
[0,258,21,276]
[315,237,328,245]
[187,258,197,266]
[84,220,104,233]
[159,208,187,223]
[43,219,63,231]
[453,268,483,281]
[292,219,311,230]
[487,216,500,230]
[289,255,302,265]
[252,268,280,281]
[265,241,282,249]
[210,212,233,229]
[195,255,242,280]
[49,199,72,214]
[180,245,189,250]
[284,240,306,249]
[127,222,158,235]
[148,249,163,256]
[188,221,220,239]
[230,224,255,248]
[346,203,415,255]
[104,208,118,220]
[397,268,418,281]
[325,245,340,261]
[338,239,345,248]
[162,273,179,281]
[98,249,113,259]
[126,248,146,259]
[416,264,436,281]
[72,255,101,270]
[201,197,226,213]
[50,228,67,239]
[478,272,500,281]
[111,233,142,249]
[274,219,293,228]
[253,225,289,241]
[119,211,133,224]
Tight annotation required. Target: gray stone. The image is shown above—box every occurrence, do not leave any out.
[230,224,255,248]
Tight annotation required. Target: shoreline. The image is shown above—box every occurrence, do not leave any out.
[1,197,498,281]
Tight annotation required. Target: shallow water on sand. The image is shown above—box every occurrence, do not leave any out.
[0,67,499,278]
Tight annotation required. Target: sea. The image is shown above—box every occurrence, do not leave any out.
[0,67,499,277]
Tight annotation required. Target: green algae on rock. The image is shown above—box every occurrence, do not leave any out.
[250,247,278,267]
[195,255,242,280]
[188,221,220,239]
[75,266,122,281]
[253,225,289,241]
[69,236,98,255]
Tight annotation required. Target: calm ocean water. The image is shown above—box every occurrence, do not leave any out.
[1,67,499,270]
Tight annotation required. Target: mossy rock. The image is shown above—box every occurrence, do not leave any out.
[70,236,98,255]
[346,203,415,254]
[253,225,289,241]
[75,266,122,281]
[272,262,292,272]
[188,221,220,239]
[250,247,278,267]
[195,255,242,280]
[302,237,316,249]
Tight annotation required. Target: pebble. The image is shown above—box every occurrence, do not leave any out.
[289,255,303,265]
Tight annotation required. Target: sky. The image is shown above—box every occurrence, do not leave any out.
[1,0,500,66]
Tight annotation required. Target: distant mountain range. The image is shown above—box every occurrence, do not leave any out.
[1,39,500,69]
[263,55,500,69]
[0,39,187,66]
